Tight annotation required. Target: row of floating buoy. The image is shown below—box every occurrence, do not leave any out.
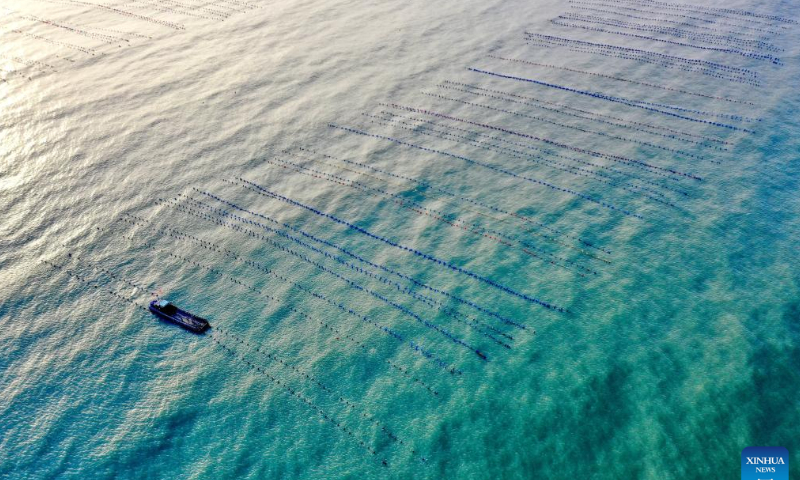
[181,193,516,342]
[294,147,612,257]
[605,0,797,26]
[121,216,462,404]
[523,34,761,85]
[262,154,600,278]
[286,148,524,226]
[211,326,408,447]
[1,6,136,44]
[611,98,761,123]
[64,22,153,40]
[210,337,384,461]
[169,193,474,317]
[44,251,424,466]
[367,111,678,205]
[165,193,511,354]
[422,90,708,160]
[65,0,186,30]
[380,102,701,181]
[364,113,679,211]
[152,197,465,375]
[190,186,527,330]
[120,214,444,400]
[377,110,688,206]
[1,8,130,45]
[485,54,753,106]
[237,174,570,310]
[467,67,751,133]
[548,16,783,62]
[292,145,606,273]
[52,246,410,454]
[0,25,97,55]
[43,259,150,313]
[376,111,688,207]
[386,359,440,397]
[570,0,784,34]
[558,12,782,52]
[330,123,645,220]
[159,0,234,20]
[3,0,263,79]
[186,188,523,336]
[0,1,174,77]
[567,4,781,37]
[125,0,218,22]
[438,81,731,149]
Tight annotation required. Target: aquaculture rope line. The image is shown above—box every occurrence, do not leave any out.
[380,103,702,181]
[329,124,645,219]
[185,188,527,330]
[557,12,781,52]
[370,112,675,207]
[75,242,411,447]
[523,33,760,85]
[210,337,382,459]
[0,8,131,45]
[46,257,388,462]
[175,191,504,357]
[611,0,798,25]
[120,214,443,398]
[296,147,613,256]
[440,80,731,148]
[487,55,756,109]
[238,175,568,311]
[374,111,688,202]
[527,41,761,86]
[190,188,523,336]
[568,1,782,34]
[155,198,464,375]
[365,115,679,209]
[488,53,748,103]
[211,326,407,447]
[567,4,780,37]
[163,193,516,342]
[50,0,186,29]
[549,18,782,62]
[266,155,600,277]
[285,149,504,223]
[468,68,751,132]
[288,146,607,269]
[423,91,707,160]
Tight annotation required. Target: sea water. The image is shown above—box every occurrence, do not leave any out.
[1,0,800,478]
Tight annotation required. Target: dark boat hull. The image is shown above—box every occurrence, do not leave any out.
[149,302,210,333]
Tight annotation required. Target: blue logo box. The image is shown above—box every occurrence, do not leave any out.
[742,447,788,480]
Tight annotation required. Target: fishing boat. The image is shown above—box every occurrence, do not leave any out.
[149,299,210,333]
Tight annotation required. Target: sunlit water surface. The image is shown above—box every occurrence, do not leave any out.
[2,0,800,478]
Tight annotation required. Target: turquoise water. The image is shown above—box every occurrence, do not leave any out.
[2,0,800,478]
